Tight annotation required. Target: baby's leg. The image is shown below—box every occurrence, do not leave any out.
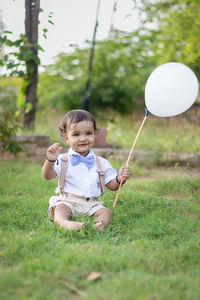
[93,208,114,231]
[54,204,84,230]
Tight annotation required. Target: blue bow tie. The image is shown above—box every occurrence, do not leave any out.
[71,154,95,169]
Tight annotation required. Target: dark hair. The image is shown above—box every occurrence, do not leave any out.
[59,109,97,136]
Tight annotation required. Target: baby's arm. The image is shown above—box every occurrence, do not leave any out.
[106,165,130,191]
[42,143,62,180]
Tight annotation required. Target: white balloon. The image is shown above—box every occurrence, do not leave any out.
[145,62,199,117]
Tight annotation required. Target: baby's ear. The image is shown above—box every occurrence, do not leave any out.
[63,133,69,144]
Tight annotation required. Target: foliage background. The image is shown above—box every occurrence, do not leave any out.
[0,0,200,152]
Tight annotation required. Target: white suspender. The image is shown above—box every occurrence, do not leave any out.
[59,153,105,195]
[95,155,106,194]
[59,153,68,195]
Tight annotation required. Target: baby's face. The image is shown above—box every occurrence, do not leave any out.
[64,120,96,156]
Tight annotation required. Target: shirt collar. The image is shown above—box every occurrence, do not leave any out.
[68,147,94,158]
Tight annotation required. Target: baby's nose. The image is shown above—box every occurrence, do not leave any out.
[80,135,87,140]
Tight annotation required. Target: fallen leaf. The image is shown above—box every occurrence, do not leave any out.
[87,272,102,281]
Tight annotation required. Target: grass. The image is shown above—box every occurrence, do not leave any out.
[20,107,200,154]
[0,161,200,299]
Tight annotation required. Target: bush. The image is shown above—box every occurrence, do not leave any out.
[0,111,25,157]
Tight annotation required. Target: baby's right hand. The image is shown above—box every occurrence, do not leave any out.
[47,143,62,161]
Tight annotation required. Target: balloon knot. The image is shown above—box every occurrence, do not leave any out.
[145,108,150,117]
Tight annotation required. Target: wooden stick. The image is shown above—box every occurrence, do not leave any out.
[125,114,148,166]
[112,175,124,208]
[113,113,148,208]
[60,280,86,296]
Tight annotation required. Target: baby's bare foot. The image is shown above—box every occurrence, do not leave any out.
[93,221,106,232]
[61,220,85,230]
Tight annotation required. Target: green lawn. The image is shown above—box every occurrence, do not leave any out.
[0,161,200,299]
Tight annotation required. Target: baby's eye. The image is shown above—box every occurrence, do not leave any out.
[87,131,93,135]
[73,133,79,137]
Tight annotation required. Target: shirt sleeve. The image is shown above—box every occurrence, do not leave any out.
[101,157,118,185]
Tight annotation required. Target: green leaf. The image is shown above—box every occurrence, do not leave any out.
[35,43,45,52]
[25,102,33,114]
[3,30,13,35]
[4,54,8,62]
[17,92,26,109]
[17,80,30,109]
[48,20,54,25]
[15,110,21,117]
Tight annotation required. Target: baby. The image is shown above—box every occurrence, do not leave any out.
[42,109,130,231]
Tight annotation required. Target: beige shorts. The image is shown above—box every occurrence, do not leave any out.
[48,193,105,218]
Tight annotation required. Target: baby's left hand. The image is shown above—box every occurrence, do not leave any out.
[118,165,130,182]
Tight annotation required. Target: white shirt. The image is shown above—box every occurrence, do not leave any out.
[53,148,117,198]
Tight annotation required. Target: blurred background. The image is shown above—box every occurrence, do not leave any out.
[0,0,200,156]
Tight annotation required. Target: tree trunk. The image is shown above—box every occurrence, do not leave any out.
[82,0,101,111]
[23,0,40,129]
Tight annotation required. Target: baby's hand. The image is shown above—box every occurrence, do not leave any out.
[47,143,62,161]
[118,165,130,182]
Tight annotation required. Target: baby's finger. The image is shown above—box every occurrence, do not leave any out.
[50,146,57,153]
[123,168,130,179]
[47,144,59,153]
[52,144,60,151]
[47,147,54,153]
[57,146,63,153]
[122,167,128,174]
